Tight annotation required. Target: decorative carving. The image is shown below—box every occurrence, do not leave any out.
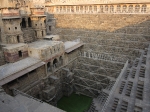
[51,4,149,14]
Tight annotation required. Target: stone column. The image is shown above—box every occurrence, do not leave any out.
[19,35,24,43]
[25,18,28,28]
[43,30,46,37]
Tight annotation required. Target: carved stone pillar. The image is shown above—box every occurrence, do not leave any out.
[25,18,28,28]
[19,35,24,43]
[43,30,46,37]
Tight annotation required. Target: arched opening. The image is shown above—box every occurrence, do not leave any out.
[53,59,58,69]
[21,18,26,28]
[105,5,108,12]
[110,5,114,13]
[141,4,147,13]
[18,51,22,57]
[49,26,51,31]
[94,6,97,12]
[76,6,79,12]
[28,18,32,27]
[67,6,70,12]
[47,62,51,72]
[71,6,74,12]
[135,5,140,13]
[100,6,103,13]
[128,5,133,13]
[89,6,92,12]
[17,36,20,43]
[60,6,62,12]
[59,56,63,66]
[117,5,121,12]
[122,5,127,12]
[80,6,83,12]
[42,31,44,36]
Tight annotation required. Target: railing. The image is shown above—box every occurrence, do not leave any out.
[46,0,150,5]
[101,60,129,112]
[48,4,150,15]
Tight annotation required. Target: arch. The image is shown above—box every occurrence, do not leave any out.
[17,36,20,43]
[47,62,51,72]
[105,5,108,12]
[59,56,63,66]
[110,5,114,13]
[141,4,147,13]
[28,18,32,27]
[67,6,70,12]
[80,6,83,12]
[128,5,133,13]
[18,51,22,57]
[117,5,121,12]
[63,6,66,12]
[135,5,140,13]
[71,6,74,12]
[76,6,79,12]
[42,31,44,36]
[60,6,62,12]
[94,6,97,12]
[89,5,92,12]
[100,5,103,13]
[21,18,26,28]
[85,6,88,13]
[56,6,59,12]
[122,5,127,12]
[53,58,58,69]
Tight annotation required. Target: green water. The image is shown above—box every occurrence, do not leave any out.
[57,93,92,112]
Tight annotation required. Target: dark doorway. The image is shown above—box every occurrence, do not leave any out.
[21,18,26,28]
[28,18,32,27]
[47,62,51,72]
[59,56,63,66]
[18,51,22,57]
[17,36,20,43]
[42,31,44,36]
[53,59,58,69]
[49,26,51,31]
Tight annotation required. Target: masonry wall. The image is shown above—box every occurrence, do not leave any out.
[0,51,6,66]
[52,14,150,42]
[2,65,46,95]
[22,28,36,43]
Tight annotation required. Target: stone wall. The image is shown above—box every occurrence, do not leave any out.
[52,14,150,42]
[50,13,150,97]
[0,51,6,66]
[3,44,28,63]
[22,28,36,43]
[2,65,46,95]
[54,14,150,32]
[51,14,150,63]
